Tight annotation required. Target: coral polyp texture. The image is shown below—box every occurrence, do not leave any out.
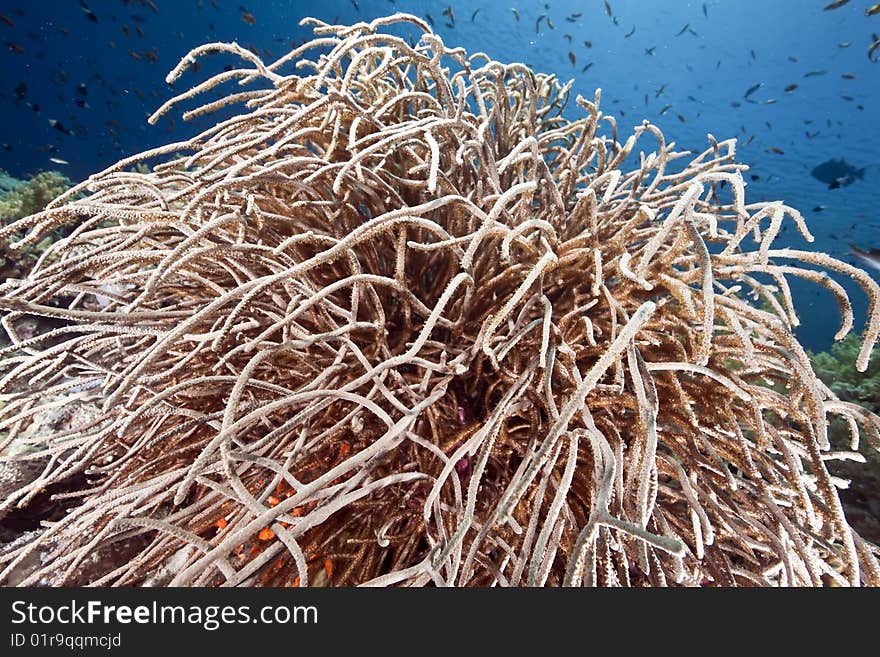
[1,14,879,587]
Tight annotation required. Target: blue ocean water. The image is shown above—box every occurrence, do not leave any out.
[0,0,877,353]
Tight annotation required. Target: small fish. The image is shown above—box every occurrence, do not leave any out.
[676,23,689,36]
[442,5,455,24]
[866,3,880,16]
[645,46,656,56]
[581,62,594,73]
[136,26,144,38]
[48,118,70,134]
[655,83,667,97]
[787,55,798,63]
[750,49,757,61]
[702,3,708,18]
[659,104,672,115]
[760,98,777,105]
[604,1,613,17]
[425,13,434,26]
[730,100,741,108]
[803,69,827,77]
[350,0,360,12]
[625,25,635,38]
[841,95,855,101]
[823,0,850,9]
[241,10,255,25]
[6,41,24,54]
[568,12,582,20]
[536,14,545,32]
[49,157,69,165]
[869,35,880,62]
[584,40,592,48]
[564,33,572,43]
[546,18,555,29]
[471,9,479,21]
[784,83,799,92]
[744,82,762,99]
[79,0,98,22]
[0,13,14,27]
[677,114,686,123]
[511,8,520,22]
[841,73,856,79]
[568,51,576,66]
[812,206,825,213]
[768,147,785,155]
[839,41,851,48]
[849,245,880,273]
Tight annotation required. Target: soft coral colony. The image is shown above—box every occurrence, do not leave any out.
[0,13,879,587]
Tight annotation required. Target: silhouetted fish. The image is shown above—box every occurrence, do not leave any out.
[810,158,866,189]
[850,245,880,273]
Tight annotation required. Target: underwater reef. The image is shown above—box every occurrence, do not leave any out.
[0,14,879,587]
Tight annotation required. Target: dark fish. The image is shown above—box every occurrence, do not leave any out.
[784,83,799,92]
[7,41,24,54]
[645,46,656,56]
[564,33,572,43]
[0,13,14,27]
[768,147,785,155]
[350,0,359,12]
[241,10,255,24]
[730,100,741,108]
[812,206,825,212]
[655,83,667,97]
[850,245,880,273]
[787,55,798,62]
[583,40,592,48]
[511,9,519,21]
[823,0,850,9]
[604,1,613,17]
[79,0,98,22]
[810,158,866,189]
[48,118,70,134]
[568,51,576,66]
[425,13,434,26]
[750,49,756,61]
[702,3,708,18]
[581,62,593,73]
[750,174,761,182]
[676,23,689,36]
[744,82,763,100]
[841,73,856,79]
[536,14,545,32]
[677,114,686,123]
[625,25,635,38]
[471,9,479,21]
[659,104,672,115]
[866,3,880,16]
[841,95,855,101]
[803,69,827,77]
[546,18,554,29]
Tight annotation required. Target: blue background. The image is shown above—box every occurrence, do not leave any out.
[0,0,877,353]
